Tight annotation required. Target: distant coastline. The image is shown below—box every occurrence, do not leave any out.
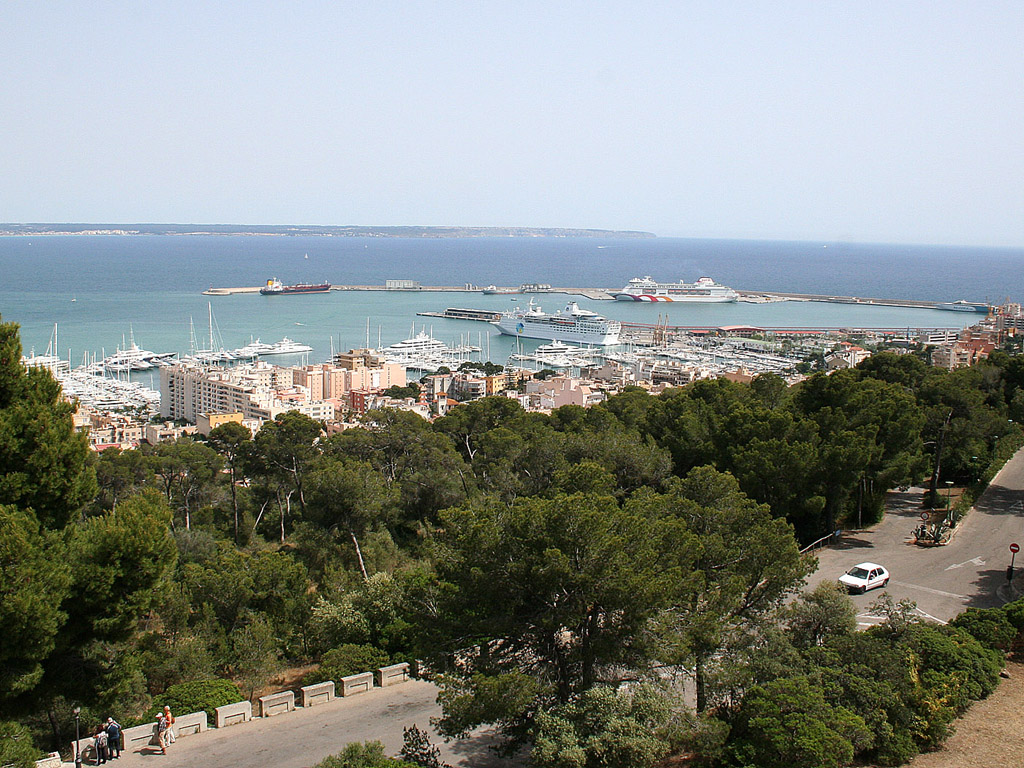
[0,223,656,239]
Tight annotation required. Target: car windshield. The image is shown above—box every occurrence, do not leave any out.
[847,567,870,579]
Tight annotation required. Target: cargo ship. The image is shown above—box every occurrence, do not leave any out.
[259,278,331,295]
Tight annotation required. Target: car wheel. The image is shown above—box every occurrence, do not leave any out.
[858,586,866,594]
[882,579,889,588]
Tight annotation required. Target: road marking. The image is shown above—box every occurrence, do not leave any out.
[944,556,986,571]
[890,580,969,600]
[913,608,948,625]
[857,608,947,625]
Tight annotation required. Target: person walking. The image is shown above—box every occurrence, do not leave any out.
[155,711,169,755]
[162,706,176,744]
[94,725,109,765]
[105,717,121,759]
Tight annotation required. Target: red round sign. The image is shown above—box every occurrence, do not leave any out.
[1011,543,1020,554]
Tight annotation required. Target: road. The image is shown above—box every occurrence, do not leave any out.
[808,448,1024,626]
[92,680,522,768]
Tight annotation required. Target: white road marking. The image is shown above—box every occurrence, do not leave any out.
[944,556,986,571]
[890,580,969,600]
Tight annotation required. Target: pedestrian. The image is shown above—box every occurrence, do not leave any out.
[94,725,109,765]
[162,705,176,744]
[155,711,169,755]
[105,717,121,759]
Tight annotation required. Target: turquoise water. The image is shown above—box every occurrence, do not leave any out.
[2,235,1017,372]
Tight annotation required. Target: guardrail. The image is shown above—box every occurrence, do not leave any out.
[800,530,841,554]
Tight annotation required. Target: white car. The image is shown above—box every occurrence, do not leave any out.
[839,562,890,594]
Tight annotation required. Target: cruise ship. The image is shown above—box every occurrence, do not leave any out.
[935,300,988,313]
[494,301,621,345]
[613,276,738,303]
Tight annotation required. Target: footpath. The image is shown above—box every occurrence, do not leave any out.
[63,680,518,768]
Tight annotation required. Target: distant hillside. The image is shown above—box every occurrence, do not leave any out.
[0,223,656,238]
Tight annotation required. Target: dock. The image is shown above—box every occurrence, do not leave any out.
[200,284,985,313]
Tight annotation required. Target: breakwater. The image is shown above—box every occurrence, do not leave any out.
[203,283,973,313]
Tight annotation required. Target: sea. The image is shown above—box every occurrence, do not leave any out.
[2,235,1023,386]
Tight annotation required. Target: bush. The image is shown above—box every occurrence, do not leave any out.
[142,678,243,724]
[303,644,391,686]
[0,720,43,768]
[950,606,1017,650]
[313,741,415,767]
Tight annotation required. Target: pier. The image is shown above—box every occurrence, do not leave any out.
[201,283,979,312]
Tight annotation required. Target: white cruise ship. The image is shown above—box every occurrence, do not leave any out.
[494,301,621,345]
[613,276,738,303]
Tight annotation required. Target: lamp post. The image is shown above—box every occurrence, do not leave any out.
[73,706,82,768]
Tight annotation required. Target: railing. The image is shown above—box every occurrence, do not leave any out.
[800,530,840,554]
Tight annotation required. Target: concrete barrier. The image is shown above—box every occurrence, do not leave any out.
[215,700,253,728]
[339,671,374,697]
[375,662,411,687]
[172,710,207,737]
[123,721,161,751]
[299,680,335,707]
[35,753,61,768]
[258,690,295,718]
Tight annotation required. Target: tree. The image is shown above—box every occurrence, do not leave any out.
[249,411,324,526]
[0,506,71,702]
[650,467,813,712]
[785,582,857,649]
[62,490,178,645]
[430,492,687,741]
[306,456,393,580]
[0,316,96,529]
[207,421,253,543]
[150,438,223,530]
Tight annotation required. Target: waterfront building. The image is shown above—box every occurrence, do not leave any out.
[160,354,405,426]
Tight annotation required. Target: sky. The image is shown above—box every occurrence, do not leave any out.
[1,1,1022,247]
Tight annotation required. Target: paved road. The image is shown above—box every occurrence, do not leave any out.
[88,681,521,768]
[808,448,1024,626]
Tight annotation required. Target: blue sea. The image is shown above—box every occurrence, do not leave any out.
[2,235,1023,377]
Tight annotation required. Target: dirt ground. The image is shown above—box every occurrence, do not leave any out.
[897,660,1024,768]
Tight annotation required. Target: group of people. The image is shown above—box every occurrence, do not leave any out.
[86,706,175,764]
[90,718,121,764]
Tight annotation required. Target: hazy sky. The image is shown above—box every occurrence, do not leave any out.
[2,2,1022,246]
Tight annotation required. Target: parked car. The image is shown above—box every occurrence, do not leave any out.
[839,562,890,594]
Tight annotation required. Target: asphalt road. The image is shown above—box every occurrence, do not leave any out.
[90,680,522,768]
[808,448,1024,627]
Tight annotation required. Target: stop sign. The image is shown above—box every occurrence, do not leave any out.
[1012,543,1020,554]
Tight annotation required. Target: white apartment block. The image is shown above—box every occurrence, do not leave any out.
[160,358,405,426]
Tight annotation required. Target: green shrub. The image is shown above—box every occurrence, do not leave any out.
[142,678,243,723]
[313,741,415,767]
[950,607,1017,650]
[303,644,390,686]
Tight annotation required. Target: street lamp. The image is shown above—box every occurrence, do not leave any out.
[73,706,81,768]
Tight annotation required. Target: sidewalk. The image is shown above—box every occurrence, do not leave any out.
[65,680,521,768]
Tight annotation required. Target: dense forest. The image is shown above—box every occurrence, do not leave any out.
[3,312,1024,768]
